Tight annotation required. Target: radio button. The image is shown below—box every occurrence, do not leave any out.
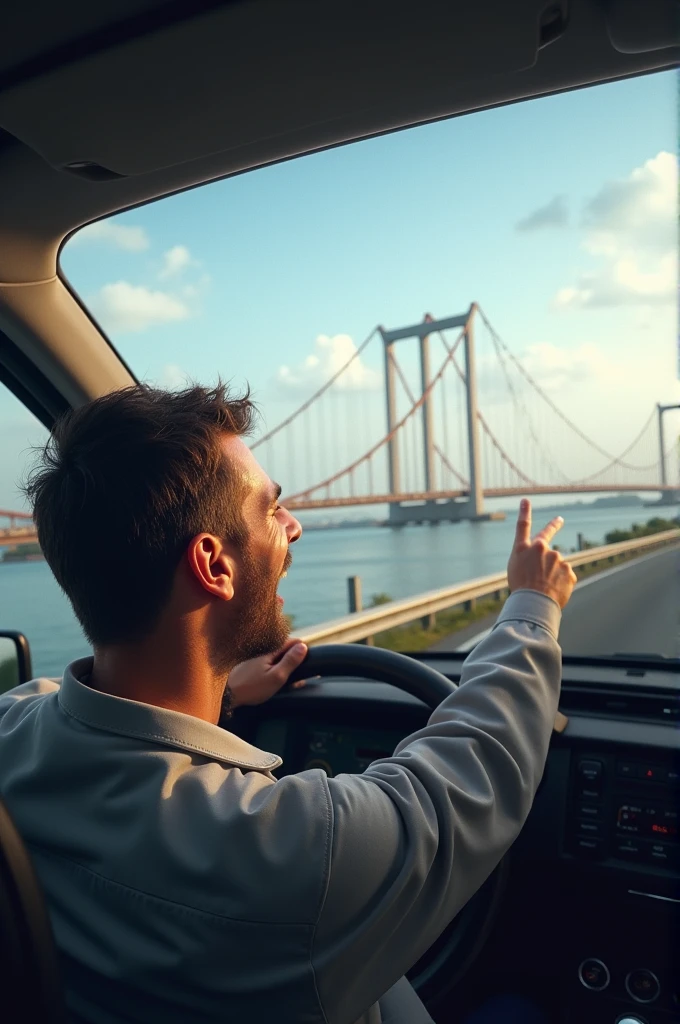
[578,804,602,818]
[577,820,602,836]
[578,760,603,783]
[614,839,644,861]
[648,843,679,868]
[574,837,602,858]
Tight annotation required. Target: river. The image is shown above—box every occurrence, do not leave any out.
[1,504,677,677]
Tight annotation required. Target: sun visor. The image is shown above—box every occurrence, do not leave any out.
[0,0,554,179]
[605,0,679,55]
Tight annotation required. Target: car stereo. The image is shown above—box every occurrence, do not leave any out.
[566,752,680,871]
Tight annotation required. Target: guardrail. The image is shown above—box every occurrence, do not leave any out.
[298,528,680,647]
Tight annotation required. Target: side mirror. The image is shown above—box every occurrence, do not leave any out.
[0,632,33,694]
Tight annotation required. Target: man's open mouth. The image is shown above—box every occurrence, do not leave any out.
[280,551,293,580]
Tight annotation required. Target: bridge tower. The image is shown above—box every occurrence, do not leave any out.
[379,304,494,524]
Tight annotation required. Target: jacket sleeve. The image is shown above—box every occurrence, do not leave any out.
[311,589,562,1024]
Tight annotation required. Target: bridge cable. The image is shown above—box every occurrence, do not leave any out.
[478,308,661,472]
[283,329,465,502]
[486,324,572,484]
[251,327,378,450]
[432,323,537,486]
[433,443,469,487]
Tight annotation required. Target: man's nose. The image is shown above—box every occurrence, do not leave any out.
[283,508,302,544]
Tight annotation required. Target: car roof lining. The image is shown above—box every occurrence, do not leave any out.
[1,1,549,180]
[0,0,676,413]
[0,0,227,91]
[0,0,677,281]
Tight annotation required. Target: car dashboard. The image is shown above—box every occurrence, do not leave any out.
[232,653,680,1024]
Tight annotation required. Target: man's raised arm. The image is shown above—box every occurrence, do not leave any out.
[311,500,577,1024]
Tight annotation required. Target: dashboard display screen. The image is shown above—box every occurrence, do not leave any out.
[254,718,419,777]
[302,724,408,775]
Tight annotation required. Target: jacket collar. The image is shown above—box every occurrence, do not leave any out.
[58,657,282,773]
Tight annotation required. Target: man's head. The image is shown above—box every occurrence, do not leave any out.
[24,383,301,671]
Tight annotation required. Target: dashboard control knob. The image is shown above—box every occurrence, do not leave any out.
[578,958,610,991]
[625,968,660,1004]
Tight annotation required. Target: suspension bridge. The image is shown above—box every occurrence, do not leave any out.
[252,303,679,524]
[1,301,678,542]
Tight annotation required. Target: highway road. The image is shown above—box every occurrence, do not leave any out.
[431,546,680,659]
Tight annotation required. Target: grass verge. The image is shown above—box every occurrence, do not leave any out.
[372,597,504,654]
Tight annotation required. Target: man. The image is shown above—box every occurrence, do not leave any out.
[0,383,576,1024]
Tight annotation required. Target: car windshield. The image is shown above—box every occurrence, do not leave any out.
[2,71,679,675]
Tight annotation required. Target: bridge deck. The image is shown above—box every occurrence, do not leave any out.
[284,484,676,511]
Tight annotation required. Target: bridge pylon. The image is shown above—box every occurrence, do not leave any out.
[379,304,497,525]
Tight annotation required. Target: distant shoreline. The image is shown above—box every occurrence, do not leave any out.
[0,541,44,564]
[298,494,673,531]
[0,552,44,564]
[1,496,676,545]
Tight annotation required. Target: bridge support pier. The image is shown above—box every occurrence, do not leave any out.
[387,499,504,526]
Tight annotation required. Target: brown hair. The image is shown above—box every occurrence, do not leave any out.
[23,382,256,646]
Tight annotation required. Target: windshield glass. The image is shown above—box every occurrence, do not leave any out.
[39,71,680,666]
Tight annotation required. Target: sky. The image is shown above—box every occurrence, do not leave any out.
[1,69,678,513]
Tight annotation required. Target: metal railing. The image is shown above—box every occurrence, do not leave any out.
[298,528,680,647]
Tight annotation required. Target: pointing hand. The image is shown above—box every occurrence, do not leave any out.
[507,499,577,609]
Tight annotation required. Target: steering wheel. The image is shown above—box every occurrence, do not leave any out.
[287,644,507,1003]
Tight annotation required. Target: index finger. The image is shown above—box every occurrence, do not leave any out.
[535,515,564,546]
[514,498,532,547]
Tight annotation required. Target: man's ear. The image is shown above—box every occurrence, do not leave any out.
[186,534,235,601]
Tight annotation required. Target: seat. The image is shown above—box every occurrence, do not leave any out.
[0,798,67,1023]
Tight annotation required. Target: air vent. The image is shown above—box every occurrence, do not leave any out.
[559,686,680,725]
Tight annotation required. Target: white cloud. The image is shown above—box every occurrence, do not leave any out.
[477,339,629,407]
[477,326,680,482]
[521,342,626,392]
[90,281,191,333]
[159,245,195,279]
[555,151,678,309]
[583,151,677,256]
[277,334,380,392]
[514,325,678,419]
[73,221,150,252]
[554,251,676,309]
[159,364,189,389]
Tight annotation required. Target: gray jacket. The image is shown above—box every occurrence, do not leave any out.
[0,589,561,1024]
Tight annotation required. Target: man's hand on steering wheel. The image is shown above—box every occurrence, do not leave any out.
[228,639,309,707]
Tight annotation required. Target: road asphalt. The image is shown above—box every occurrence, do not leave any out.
[428,546,680,659]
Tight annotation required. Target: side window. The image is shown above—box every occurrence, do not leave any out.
[0,384,89,678]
